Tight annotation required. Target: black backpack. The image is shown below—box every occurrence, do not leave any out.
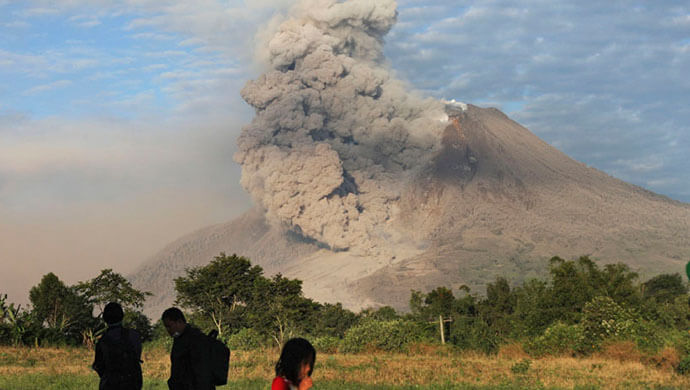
[207,330,230,386]
[99,328,142,390]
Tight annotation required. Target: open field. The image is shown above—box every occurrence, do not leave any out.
[1,344,690,389]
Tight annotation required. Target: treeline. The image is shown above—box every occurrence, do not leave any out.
[0,269,152,347]
[3,253,690,370]
[169,254,690,361]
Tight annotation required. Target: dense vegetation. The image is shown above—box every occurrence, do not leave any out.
[0,269,152,347]
[3,253,690,372]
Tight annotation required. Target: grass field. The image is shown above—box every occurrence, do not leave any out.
[1,344,689,389]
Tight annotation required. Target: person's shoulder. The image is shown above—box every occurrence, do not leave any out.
[123,326,141,336]
[187,325,204,337]
[185,326,209,343]
[123,327,142,343]
[271,376,289,390]
[98,327,118,343]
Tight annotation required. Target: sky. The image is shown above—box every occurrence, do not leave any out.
[1,0,689,304]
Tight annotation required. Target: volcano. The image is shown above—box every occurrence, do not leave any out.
[130,103,690,316]
[129,0,689,316]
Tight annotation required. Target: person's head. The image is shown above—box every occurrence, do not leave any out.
[161,307,187,337]
[102,302,124,325]
[275,338,316,385]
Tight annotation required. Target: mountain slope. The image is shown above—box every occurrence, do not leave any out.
[131,105,690,314]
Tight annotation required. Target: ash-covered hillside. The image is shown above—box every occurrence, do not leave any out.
[130,0,690,317]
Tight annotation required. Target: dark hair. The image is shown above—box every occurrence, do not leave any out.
[275,338,316,385]
[161,307,186,323]
[103,302,124,324]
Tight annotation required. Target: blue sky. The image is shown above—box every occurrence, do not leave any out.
[1,0,689,302]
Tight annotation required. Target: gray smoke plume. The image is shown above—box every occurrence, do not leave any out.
[236,0,447,253]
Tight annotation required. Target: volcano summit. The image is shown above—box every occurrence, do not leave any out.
[130,0,690,316]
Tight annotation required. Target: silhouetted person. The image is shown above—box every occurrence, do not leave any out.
[92,302,143,390]
[162,307,215,390]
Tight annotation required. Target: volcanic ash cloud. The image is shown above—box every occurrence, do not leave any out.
[235,0,446,254]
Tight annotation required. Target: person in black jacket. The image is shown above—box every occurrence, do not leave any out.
[162,307,215,390]
[92,302,143,390]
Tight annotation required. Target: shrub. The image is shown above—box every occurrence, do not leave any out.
[225,328,265,351]
[510,359,531,375]
[35,327,73,347]
[449,317,500,354]
[630,320,664,353]
[668,329,690,356]
[676,354,690,375]
[341,320,424,353]
[123,310,153,342]
[313,335,340,353]
[525,322,586,357]
[581,296,637,346]
[0,324,12,345]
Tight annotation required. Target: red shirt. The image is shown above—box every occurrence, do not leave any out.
[271,376,294,390]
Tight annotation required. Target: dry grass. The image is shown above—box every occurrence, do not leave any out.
[1,344,690,389]
[594,341,643,363]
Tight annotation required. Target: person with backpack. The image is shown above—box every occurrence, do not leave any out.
[162,307,229,390]
[92,302,143,390]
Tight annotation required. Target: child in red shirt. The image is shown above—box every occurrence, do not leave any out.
[271,338,316,390]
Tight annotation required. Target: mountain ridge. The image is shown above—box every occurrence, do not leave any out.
[130,104,689,317]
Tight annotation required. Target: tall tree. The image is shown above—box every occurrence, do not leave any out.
[481,277,516,337]
[75,269,151,313]
[546,256,604,323]
[29,273,94,343]
[174,253,264,335]
[510,278,550,337]
[643,273,688,304]
[313,303,358,337]
[600,263,640,306]
[249,273,318,346]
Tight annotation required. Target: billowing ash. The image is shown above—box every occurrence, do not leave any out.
[235,0,447,254]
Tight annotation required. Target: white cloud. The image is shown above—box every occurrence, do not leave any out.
[22,7,59,17]
[23,79,72,95]
[131,32,174,40]
[78,19,102,28]
[3,20,30,28]
[672,14,690,26]
[613,157,664,174]
[142,63,168,71]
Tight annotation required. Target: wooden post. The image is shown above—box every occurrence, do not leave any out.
[439,315,445,345]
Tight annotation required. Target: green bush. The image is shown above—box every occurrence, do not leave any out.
[123,310,153,342]
[510,359,531,375]
[35,327,73,347]
[677,354,690,375]
[225,328,265,351]
[341,320,424,353]
[0,324,12,345]
[581,296,637,347]
[449,317,500,354]
[525,322,586,357]
[313,335,340,353]
[668,329,690,356]
[630,320,664,353]
[145,320,173,352]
